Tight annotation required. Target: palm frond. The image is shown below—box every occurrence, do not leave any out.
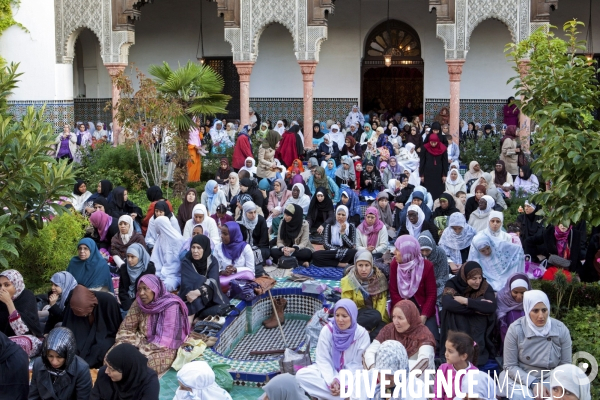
[148,62,174,86]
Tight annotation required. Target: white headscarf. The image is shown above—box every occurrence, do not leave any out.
[330,205,349,246]
[150,216,185,291]
[241,201,259,231]
[175,361,232,400]
[329,124,345,149]
[283,183,311,214]
[439,212,477,264]
[274,120,285,136]
[476,195,495,216]
[405,204,425,238]
[523,290,552,337]
[483,210,513,244]
[550,364,591,400]
[118,215,134,244]
[239,157,257,175]
[323,134,334,152]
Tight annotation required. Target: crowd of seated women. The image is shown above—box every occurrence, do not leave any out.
[0,116,594,400]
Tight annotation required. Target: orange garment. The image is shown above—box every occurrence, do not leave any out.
[187,144,201,182]
[286,158,305,173]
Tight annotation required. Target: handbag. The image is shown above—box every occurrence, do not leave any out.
[279,339,312,375]
[548,254,571,269]
[278,255,299,269]
[229,279,260,301]
[253,276,277,296]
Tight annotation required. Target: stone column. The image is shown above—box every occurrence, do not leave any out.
[518,59,531,153]
[446,59,465,145]
[105,63,127,145]
[234,61,255,127]
[298,60,318,148]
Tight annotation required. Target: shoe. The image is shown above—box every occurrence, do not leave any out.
[265,259,273,266]
[262,297,287,329]
[212,316,226,325]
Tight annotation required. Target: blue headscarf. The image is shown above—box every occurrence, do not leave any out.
[66,238,113,293]
[339,186,361,217]
[204,180,218,212]
[320,121,329,134]
[238,125,252,146]
[324,159,337,180]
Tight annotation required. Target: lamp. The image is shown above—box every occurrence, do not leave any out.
[196,2,205,64]
[384,53,392,67]
[585,0,594,60]
[384,0,391,66]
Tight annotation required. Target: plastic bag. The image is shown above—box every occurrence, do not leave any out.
[171,335,207,371]
[207,362,234,392]
[305,308,330,346]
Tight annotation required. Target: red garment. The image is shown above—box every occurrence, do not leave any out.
[389,258,437,318]
[423,134,447,156]
[141,200,173,236]
[232,135,253,170]
[354,161,362,190]
[274,131,299,168]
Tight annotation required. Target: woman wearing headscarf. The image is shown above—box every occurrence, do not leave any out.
[257,130,280,180]
[214,222,255,291]
[260,373,307,400]
[187,123,203,182]
[317,134,341,166]
[360,160,382,200]
[240,177,266,212]
[267,178,292,219]
[239,156,258,177]
[500,125,520,177]
[209,120,233,154]
[108,186,144,228]
[467,232,525,292]
[0,331,30,400]
[334,157,356,189]
[118,243,155,312]
[306,187,335,237]
[499,290,571,400]
[468,194,495,232]
[273,120,286,135]
[141,186,172,236]
[323,159,337,181]
[62,285,122,368]
[517,200,544,250]
[362,139,380,166]
[365,341,418,400]
[114,275,190,376]
[358,122,374,146]
[386,156,403,181]
[480,210,514,245]
[232,125,253,168]
[332,186,361,227]
[70,179,92,213]
[214,158,233,185]
[463,161,484,189]
[179,235,228,323]
[312,205,358,268]
[399,204,440,243]
[84,180,114,216]
[150,216,185,291]
[396,190,432,229]
[417,231,449,308]
[341,136,362,162]
[432,193,461,235]
[439,261,497,367]
[444,167,466,197]
[0,270,42,357]
[176,188,198,232]
[200,180,227,216]
[308,166,340,204]
[438,212,477,273]
[356,207,389,257]
[275,127,302,168]
[528,223,584,273]
[110,215,147,267]
[283,183,311,215]
[174,361,233,400]
[67,238,113,293]
[89,210,119,250]
[371,191,395,238]
[237,201,269,276]
[271,204,314,267]
[29,327,92,400]
[345,105,365,128]
[495,272,530,344]
[311,122,325,147]
[145,201,181,249]
[296,299,370,400]
[91,343,159,400]
[550,364,591,400]
[43,271,78,334]
[514,165,539,197]
[419,133,448,202]
[182,204,221,246]
[389,236,439,341]
[469,173,507,215]
[405,125,423,152]
[223,172,241,213]
[341,250,389,340]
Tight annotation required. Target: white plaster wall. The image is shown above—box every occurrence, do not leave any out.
[0,0,59,100]
[73,29,112,98]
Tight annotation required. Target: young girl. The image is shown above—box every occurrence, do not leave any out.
[433,330,479,400]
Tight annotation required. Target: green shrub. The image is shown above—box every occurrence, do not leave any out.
[9,212,87,293]
[201,146,234,181]
[531,279,600,311]
[76,143,145,191]
[561,306,600,399]
[461,136,501,172]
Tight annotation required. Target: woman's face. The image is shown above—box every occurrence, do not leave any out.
[78,244,90,261]
[315,171,323,179]
[292,187,300,199]
[155,209,165,218]
[316,193,325,202]
[47,349,66,370]
[489,217,502,232]
[191,243,204,260]
[525,204,535,214]
[389,158,396,166]
[411,127,417,135]
[411,198,423,207]
[240,185,248,193]
[274,182,282,193]
[407,211,419,224]
[97,182,102,193]
[293,160,299,168]
[78,183,87,193]
[467,274,482,290]
[365,126,371,132]
[192,226,203,236]
[137,281,155,305]
[105,362,123,382]
[366,165,374,172]
[478,198,488,210]
[283,214,293,223]
[345,139,351,147]
[126,253,139,266]
[495,164,503,172]
[478,245,492,257]
[245,209,257,221]
[335,307,352,330]
[473,163,481,172]
[529,301,549,327]
[356,260,372,279]
[186,191,196,202]
[327,160,334,169]
[212,185,218,194]
[341,195,349,205]
[336,210,347,224]
[451,226,464,235]
[51,282,63,295]
[420,248,432,258]
[193,212,206,224]
[392,307,410,333]
[0,277,16,298]
[510,287,527,303]
[552,386,578,400]
[220,226,230,244]
[450,171,458,180]
[475,190,484,201]
[558,224,569,232]
[343,163,350,171]
[365,214,376,226]
[468,123,475,131]
[440,199,448,210]
[313,126,319,133]
[220,162,228,170]
[378,198,388,209]
[118,221,130,234]
[324,138,330,145]
[63,125,70,133]
[78,124,86,132]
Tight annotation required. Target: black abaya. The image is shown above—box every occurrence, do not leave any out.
[0,332,29,400]
[0,288,42,338]
[419,150,449,202]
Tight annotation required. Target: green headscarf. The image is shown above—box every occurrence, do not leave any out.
[263,129,281,149]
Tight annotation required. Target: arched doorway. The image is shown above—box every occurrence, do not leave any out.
[362,20,423,116]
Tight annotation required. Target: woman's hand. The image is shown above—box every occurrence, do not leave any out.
[85,207,95,214]
[220,266,237,276]
[317,225,324,235]
[0,289,15,313]
[48,293,59,307]
[453,296,468,306]
[340,223,347,233]
[329,379,341,396]
[186,289,201,303]
[449,262,460,274]
[442,177,446,183]
[420,177,424,183]
[367,245,376,252]
[420,315,427,324]
[130,213,137,219]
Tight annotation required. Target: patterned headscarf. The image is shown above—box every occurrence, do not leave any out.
[393,236,426,299]
[0,269,24,299]
[42,327,77,376]
[50,271,78,310]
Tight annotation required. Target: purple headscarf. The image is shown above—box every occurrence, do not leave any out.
[496,272,531,321]
[291,174,304,185]
[221,221,247,261]
[328,299,358,371]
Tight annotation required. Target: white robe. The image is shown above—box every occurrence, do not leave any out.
[70,191,92,213]
[145,215,180,248]
[182,217,221,245]
[213,243,255,274]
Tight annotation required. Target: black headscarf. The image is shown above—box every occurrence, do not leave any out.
[93,196,110,212]
[105,343,155,400]
[99,180,113,197]
[186,235,212,276]
[494,160,508,186]
[519,165,533,181]
[73,179,86,196]
[289,125,305,158]
[310,186,334,213]
[280,204,304,246]
[146,186,163,202]
[240,178,264,207]
[433,193,460,218]
[154,201,173,219]
[42,327,77,377]
[443,261,489,299]
[313,122,324,139]
[0,331,29,399]
[177,188,198,231]
[110,186,127,211]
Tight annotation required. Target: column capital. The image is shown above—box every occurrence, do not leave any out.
[298,60,318,82]
[105,63,128,77]
[446,59,465,82]
[234,61,255,82]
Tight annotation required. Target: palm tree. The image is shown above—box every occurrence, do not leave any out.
[149,61,231,195]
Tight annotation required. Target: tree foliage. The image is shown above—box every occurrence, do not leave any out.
[460,135,501,173]
[507,21,600,226]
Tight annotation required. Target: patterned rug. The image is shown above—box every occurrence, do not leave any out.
[291,265,345,280]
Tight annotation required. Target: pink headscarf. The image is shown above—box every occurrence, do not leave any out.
[188,126,201,147]
[136,275,190,350]
[89,211,112,241]
[394,235,425,299]
[357,207,385,247]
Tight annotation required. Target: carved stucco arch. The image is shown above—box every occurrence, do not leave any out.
[466,15,517,50]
